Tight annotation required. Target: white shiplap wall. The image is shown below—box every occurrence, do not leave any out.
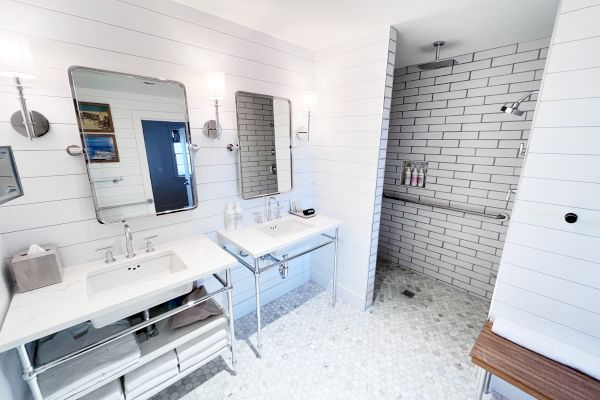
[0,0,315,320]
[490,0,600,359]
[311,27,396,310]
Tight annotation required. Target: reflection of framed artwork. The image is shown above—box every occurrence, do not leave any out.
[83,134,120,163]
[77,102,114,133]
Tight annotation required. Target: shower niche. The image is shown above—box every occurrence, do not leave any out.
[400,160,428,188]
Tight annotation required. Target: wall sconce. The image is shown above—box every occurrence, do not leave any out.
[203,70,226,139]
[0,31,49,140]
[296,90,316,141]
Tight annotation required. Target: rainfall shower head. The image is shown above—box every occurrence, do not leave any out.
[417,41,457,70]
[500,90,539,116]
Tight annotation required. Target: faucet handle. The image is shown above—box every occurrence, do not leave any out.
[143,235,158,253]
[96,245,116,263]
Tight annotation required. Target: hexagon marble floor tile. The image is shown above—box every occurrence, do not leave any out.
[151,262,505,400]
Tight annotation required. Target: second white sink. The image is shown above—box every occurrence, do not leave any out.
[87,252,192,328]
[258,219,313,238]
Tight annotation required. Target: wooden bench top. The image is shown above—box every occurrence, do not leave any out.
[470,321,600,400]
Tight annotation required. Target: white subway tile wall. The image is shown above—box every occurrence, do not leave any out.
[490,0,600,358]
[379,37,550,299]
[311,27,396,310]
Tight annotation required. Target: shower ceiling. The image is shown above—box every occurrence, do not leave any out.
[174,0,559,65]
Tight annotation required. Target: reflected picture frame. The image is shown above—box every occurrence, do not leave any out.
[83,134,120,163]
[77,101,115,133]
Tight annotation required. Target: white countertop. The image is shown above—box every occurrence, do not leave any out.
[218,214,342,259]
[0,235,236,353]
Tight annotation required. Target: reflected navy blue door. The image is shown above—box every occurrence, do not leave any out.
[141,120,191,213]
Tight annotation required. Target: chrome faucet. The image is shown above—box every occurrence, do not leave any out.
[266,197,281,221]
[124,223,135,258]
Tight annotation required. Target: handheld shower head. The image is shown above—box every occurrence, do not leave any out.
[500,104,525,116]
[500,90,539,117]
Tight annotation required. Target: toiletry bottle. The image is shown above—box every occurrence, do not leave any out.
[225,204,235,231]
[417,168,425,187]
[234,202,243,229]
[411,167,419,186]
[404,165,412,185]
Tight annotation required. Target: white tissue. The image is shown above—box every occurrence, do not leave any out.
[27,244,46,255]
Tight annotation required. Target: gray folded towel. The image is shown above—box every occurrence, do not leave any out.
[170,286,223,329]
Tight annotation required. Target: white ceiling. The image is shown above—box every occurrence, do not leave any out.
[174,0,560,67]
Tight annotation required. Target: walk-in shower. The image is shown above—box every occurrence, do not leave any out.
[417,41,457,70]
[500,90,539,116]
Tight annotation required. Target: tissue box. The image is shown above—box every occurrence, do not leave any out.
[10,245,63,292]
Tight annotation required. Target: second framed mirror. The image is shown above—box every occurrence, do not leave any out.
[235,91,292,199]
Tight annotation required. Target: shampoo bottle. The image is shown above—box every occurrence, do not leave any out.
[225,203,235,231]
[417,168,425,187]
[411,167,419,186]
[234,202,243,229]
[404,165,412,185]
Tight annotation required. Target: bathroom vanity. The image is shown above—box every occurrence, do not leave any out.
[219,214,342,358]
[0,236,238,400]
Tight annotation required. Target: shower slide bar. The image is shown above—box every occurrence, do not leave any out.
[383,194,509,221]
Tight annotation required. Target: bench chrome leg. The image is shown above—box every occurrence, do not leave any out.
[475,368,491,400]
[17,345,43,400]
[483,369,492,394]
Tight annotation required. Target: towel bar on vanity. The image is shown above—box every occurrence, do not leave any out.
[383,194,509,221]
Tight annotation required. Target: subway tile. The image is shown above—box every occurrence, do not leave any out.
[470,65,513,79]
[474,44,517,61]
[453,59,492,73]
[435,72,471,84]
[492,50,540,66]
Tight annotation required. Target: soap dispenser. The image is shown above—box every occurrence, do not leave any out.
[225,203,235,231]
[234,202,243,229]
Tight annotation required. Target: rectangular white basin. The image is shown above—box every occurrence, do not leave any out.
[87,252,193,327]
[258,219,313,239]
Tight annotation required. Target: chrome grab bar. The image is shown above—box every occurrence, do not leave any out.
[383,193,509,221]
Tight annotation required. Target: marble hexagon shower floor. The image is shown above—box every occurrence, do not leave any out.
[151,262,502,400]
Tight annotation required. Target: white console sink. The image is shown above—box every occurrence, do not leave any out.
[258,219,312,239]
[87,252,193,328]
[218,214,342,259]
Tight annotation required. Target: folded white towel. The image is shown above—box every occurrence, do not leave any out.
[37,333,140,400]
[178,338,229,372]
[492,317,600,380]
[80,380,124,400]
[176,326,228,365]
[124,350,178,395]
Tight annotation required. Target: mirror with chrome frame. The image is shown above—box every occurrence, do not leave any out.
[235,91,292,199]
[0,146,24,206]
[68,67,197,224]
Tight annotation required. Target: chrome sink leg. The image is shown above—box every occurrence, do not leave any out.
[254,258,262,358]
[225,267,238,374]
[17,345,43,400]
